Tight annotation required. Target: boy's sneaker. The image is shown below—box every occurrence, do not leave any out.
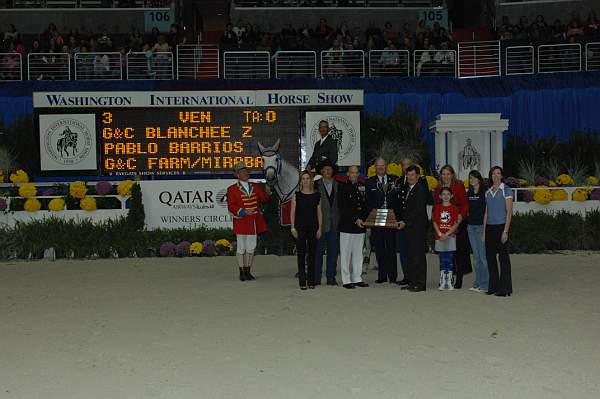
[438,271,445,291]
[469,287,480,292]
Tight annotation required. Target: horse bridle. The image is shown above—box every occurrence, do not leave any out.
[260,150,296,203]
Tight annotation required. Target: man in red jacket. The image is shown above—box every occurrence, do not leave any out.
[227,162,271,281]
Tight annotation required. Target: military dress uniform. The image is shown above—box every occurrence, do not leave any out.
[226,177,270,281]
[338,179,369,288]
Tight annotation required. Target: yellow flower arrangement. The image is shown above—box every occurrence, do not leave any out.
[585,176,599,186]
[533,189,552,205]
[518,178,528,187]
[414,164,425,176]
[548,180,557,187]
[24,198,41,212]
[18,183,37,198]
[572,189,589,202]
[386,163,402,177]
[426,176,439,191]
[550,189,568,201]
[367,164,375,177]
[556,174,575,186]
[463,179,469,189]
[80,196,97,211]
[189,242,204,255]
[0,170,4,183]
[48,198,65,212]
[117,180,134,197]
[69,181,87,199]
[9,169,29,184]
[215,238,231,247]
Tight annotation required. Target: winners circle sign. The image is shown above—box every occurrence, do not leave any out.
[39,114,97,171]
[305,111,361,167]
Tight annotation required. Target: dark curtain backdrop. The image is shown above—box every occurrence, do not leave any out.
[2,72,600,170]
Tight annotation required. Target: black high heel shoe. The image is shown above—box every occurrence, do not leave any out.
[495,292,511,297]
[300,286,308,290]
[485,290,496,295]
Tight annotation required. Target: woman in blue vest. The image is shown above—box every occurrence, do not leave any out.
[483,166,513,297]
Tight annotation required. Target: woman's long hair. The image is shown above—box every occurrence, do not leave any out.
[298,170,314,193]
[468,170,485,193]
[439,164,459,186]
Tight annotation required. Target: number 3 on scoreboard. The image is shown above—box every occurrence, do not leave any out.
[242,125,253,138]
[102,112,113,124]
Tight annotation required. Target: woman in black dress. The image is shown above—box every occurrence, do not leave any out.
[290,171,323,290]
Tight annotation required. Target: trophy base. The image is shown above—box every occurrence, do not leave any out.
[364,208,398,229]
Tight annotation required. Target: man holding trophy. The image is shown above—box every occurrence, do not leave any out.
[365,158,400,284]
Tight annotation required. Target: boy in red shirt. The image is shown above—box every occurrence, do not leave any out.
[432,187,462,290]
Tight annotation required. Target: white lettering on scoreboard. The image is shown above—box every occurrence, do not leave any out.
[33,90,364,108]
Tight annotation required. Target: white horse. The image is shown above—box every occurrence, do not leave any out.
[257,139,299,205]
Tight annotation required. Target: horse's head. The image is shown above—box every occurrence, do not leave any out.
[258,139,281,184]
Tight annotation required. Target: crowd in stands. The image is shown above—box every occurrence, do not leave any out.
[495,10,600,45]
[220,17,456,76]
[0,22,186,79]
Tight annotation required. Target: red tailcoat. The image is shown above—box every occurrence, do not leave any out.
[227,181,270,235]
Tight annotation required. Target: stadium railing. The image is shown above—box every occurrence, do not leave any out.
[10,41,600,81]
[223,51,270,79]
[126,51,173,80]
[457,41,501,78]
[369,49,410,77]
[413,49,456,77]
[585,42,600,71]
[505,45,535,75]
[176,44,220,80]
[274,51,317,79]
[74,52,122,80]
[320,49,364,78]
[538,43,581,73]
[9,0,169,7]
[0,53,23,81]
[27,53,71,80]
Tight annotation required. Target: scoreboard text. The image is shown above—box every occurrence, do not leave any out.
[99,107,299,175]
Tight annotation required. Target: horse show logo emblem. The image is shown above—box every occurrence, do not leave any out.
[43,117,93,166]
[309,115,357,163]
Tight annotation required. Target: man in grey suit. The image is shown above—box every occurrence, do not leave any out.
[314,160,340,286]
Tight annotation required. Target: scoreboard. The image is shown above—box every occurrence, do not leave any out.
[98,107,299,175]
[33,90,363,176]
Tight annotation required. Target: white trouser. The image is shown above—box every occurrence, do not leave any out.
[236,234,257,254]
[340,232,365,284]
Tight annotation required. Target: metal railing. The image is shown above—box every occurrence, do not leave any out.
[176,44,219,80]
[274,51,317,79]
[223,51,270,79]
[27,53,70,80]
[538,43,581,73]
[0,53,22,81]
[413,49,456,77]
[505,45,535,75]
[8,43,600,81]
[369,49,410,77]
[127,51,173,80]
[74,52,122,80]
[457,41,501,78]
[321,49,364,78]
[10,0,170,7]
[585,42,600,71]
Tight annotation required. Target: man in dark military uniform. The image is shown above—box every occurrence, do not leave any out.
[307,120,338,172]
[365,158,400,284]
